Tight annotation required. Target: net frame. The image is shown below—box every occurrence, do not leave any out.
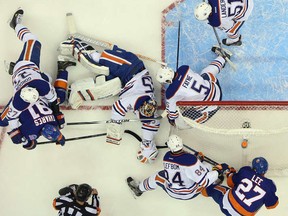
[175,101,288,176]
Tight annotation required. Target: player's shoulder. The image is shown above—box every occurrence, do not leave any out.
[12,92,30,111]
[166,65,190,99]
[207,0,221,27]
[164,151,197,166]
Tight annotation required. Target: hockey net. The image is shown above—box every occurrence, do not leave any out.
[175,101,288,176]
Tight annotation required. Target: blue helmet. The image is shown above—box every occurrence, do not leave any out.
[252,157,268,175]
[41,124,61,141]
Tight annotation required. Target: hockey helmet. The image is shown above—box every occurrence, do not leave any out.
[252,157,268,175]
[139,98,157,118]
[20,86,39,103]
[41,124,61,141]
[194,2,212,21]
[75,183,92,202]
[156,67,174,84]
[166,134,183,153]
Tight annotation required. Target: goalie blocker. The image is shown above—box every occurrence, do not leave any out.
[69,75,121,109]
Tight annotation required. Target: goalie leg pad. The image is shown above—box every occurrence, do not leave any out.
[106,122,124,145]
[68,76,121,109]
[68,77,95,109]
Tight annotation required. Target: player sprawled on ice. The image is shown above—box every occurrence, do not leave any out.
[127,134,233,200]
[202,157,279,215]
[0,9,76,149]
[53,183,101,216]
[194,0,254,46]
[156,46,231,128]
[59,37,160,163]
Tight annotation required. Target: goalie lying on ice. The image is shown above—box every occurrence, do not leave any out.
[59,37,160,164]
[60,37,151,109]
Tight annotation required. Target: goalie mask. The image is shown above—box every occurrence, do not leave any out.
[194,2,212,21]
[20,87,39,103]
[139,98,157,118]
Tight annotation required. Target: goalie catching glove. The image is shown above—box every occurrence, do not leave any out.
[69,75,121,109]
[137,140,159,163]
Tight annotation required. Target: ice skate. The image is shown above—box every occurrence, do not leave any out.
[222,35,242,46]
[9,8,24,29]
[57,55,76,71]
[211,45,232,59]
[127,177,143,197]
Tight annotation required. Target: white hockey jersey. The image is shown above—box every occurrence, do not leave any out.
[111,69,159,140]
[139,150,219,200]
[165,64,222,121]
[208,0,254,32]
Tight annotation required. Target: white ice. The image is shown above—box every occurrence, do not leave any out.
[0,0,287,216]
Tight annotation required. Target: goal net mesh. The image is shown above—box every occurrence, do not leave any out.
[175,101,288,176]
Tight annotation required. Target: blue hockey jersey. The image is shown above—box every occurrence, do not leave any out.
[226,166,279,215]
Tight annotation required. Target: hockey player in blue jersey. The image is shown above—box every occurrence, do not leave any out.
[194,0,254,46]
[1,9,66,132]
[202,157,279,215]
[156,46,231,128]
[0,9,78,149]
[127,134,233,199]
[59,37,160,163]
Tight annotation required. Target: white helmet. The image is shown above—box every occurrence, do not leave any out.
[156,67,174,84]
[166,134,183,153]
[20,87,39,103]
[194,2,212,21]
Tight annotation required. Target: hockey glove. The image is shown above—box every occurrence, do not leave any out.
[22,139,37,150]
[7,128,25,144]
[55,112,65,129]
[212,163,230,175]
[195,151,205,162]
[55,133,65,146]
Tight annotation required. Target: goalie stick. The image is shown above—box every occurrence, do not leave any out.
[66,13,167,66]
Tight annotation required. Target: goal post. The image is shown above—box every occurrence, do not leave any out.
[174,101,288,176]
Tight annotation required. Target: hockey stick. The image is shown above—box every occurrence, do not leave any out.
[66,118,160,126]
[212,27,237,71]
[37,130,141,145]
[37,132,107,145]
[156,142,218,165]
[66,13,167,66]
[176,21,181,70]
[67,110,167,126]
[127,130,219,165]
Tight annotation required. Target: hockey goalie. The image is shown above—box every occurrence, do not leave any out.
[59,36,160,164]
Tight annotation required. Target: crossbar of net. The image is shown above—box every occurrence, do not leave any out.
[177,101,288,136]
